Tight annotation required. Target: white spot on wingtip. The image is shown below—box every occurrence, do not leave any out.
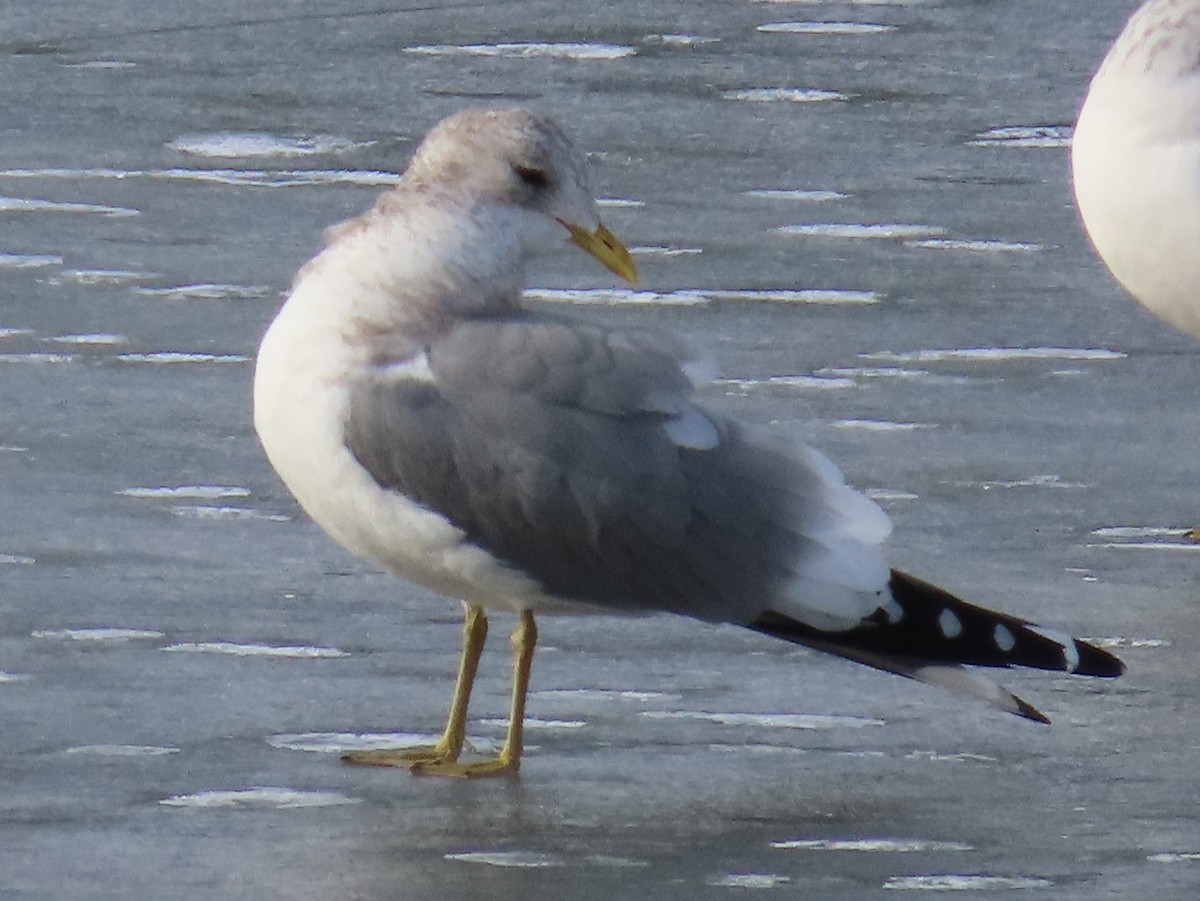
[994,624,1017,652]
[937,609,963,639]
[1028,625,1080,672]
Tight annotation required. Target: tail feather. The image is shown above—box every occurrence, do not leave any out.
[749,568,1124,723]
[883,570,1123,676]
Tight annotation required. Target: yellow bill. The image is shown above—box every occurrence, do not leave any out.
[562,221,639,284]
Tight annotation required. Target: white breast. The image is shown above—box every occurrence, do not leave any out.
[1072,0,1200,337]
[252,239,572,614]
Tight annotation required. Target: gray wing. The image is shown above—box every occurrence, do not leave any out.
[345,311,867,624]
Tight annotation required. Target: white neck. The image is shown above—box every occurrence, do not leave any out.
[288,187,548,348]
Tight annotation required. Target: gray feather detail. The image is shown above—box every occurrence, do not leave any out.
[344,311,838,624]
[428,313,706,416]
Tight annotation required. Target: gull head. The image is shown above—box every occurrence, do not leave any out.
[404,108,637,283]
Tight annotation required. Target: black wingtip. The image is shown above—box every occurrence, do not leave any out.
[1073,639,1126,678]
[885,570,1127,677]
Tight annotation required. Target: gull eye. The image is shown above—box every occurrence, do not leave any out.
[513,164,551,189]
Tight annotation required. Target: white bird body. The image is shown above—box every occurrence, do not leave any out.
[1073,0,1200,336]
[253,108,1122,776]
[255,189,555,611]
[255,115,892,627]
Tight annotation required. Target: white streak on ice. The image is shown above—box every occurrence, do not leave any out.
[162,642,347,658]
[160,787,358,809]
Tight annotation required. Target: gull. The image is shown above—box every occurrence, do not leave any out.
[254,108,1124,778]
[1073,0,1200,540]
[1073,0,1200,338]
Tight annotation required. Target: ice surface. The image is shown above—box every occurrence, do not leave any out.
[771,839,972,852]
[757,22,896,35]
[159,788,358,809]
[118,486,251,499]
[779,223,945,239]
[165,133,371,158]
[2,2,1192,899]
[882,875,1053,890]
[723,88,851,103]
[32,628,165,642]
[161,642,348,658]
[641,711,886,729]
[404,43,636,60]
[969,126,1072,148]
[706,873,792,888]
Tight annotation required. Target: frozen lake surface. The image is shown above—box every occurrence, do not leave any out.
[2,1,1198,898]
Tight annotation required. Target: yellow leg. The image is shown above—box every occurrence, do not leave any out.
[343,604,488,768]
[414,610,537,778]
